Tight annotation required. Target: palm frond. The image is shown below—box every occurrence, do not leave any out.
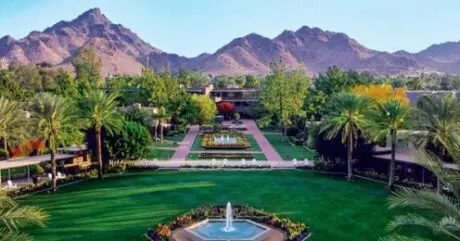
[388,188,460,218]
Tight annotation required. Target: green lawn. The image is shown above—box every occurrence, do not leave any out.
[186,153,267,161]
[265,134,316,161]
[164,133,186,142]
[191,135,261,151]
[145,149,175,160]
[20,170,401,241]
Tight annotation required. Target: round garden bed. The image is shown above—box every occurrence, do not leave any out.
[146,204,310,241]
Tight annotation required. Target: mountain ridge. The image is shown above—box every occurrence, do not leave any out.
[1,8,459,76]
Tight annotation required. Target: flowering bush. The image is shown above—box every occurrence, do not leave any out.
[217,101,235,118]
[9,139,45,158]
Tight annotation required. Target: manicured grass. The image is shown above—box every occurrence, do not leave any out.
[151,141,177,148]
[145,149,175,160]
[164,133,186,142]
[186,153,267,161]
[191,135,261,151]
[20,170,401,241]
[264,134,316,161]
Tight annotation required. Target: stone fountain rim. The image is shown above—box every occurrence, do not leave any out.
[185,218,271,241]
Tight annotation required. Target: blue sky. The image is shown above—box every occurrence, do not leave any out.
[0,0,459,57]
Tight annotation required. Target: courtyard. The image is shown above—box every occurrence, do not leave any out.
[20,170,399,241]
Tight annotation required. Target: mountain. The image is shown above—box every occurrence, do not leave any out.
[1,8,460,76]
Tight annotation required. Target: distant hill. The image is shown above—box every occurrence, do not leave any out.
[1,8,460,76]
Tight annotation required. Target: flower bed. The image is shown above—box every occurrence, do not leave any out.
[199,152,255,159]
[201,131,250,149]
[181,164,272,169]
[146,204,309,241]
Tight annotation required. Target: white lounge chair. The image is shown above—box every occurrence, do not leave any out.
[241,158,246,165]
[292,158,298,166]
[48,173,52,180]
[57,172,66,179]
[251,159,257,165]
[6,180,17,190]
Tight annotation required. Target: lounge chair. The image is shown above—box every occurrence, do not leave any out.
[6,180,17,190]
[57,172,66,179]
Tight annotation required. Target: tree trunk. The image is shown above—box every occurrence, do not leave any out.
[388,131,397,191]
[160,121,164,142]
[347,133,353,181]
[3,134,8,160]
[96,128,103,180]
[50,138,57,192]
[153,125,157,141]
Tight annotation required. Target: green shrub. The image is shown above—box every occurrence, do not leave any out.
[105,121,153,161]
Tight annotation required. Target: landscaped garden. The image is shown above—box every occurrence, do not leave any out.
[20,170,400,241]
[264,134,316,161]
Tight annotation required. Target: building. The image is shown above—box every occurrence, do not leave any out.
[186,84,260,114]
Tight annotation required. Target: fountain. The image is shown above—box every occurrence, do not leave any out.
[186,202,271,241]
[223,202,235,232]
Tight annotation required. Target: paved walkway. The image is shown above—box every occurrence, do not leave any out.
[188,150,263,154]
[243,120,283,161]
[171,125,199,161]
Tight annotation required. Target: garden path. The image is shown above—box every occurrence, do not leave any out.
[171,125,199,161]
[243,120,283,161]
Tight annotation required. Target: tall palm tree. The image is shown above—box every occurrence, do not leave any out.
[154,106,169,142]
[0,97,29,160]
[30,93,76,192]
[78,90,123,179]
[367,100,411,191]
[383,138,460,241]
[321,92,370,180]
[413,95,460,158]
[0,190,48,241]
[413,95,460,192]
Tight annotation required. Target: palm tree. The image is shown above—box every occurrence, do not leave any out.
[321,92,370,180]
[78,90,123,179]
[413,95,460,157]
[367,100,411,191]
[413,95,460,192]
[0,97,29,160]
[30,93,76,192]
[383,138,460,241]
[0,190,48,241]
[154,106,169,142]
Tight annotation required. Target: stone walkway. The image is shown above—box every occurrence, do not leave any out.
[171,125,199,161]
[170,120,283,163]
[243,120,283,161]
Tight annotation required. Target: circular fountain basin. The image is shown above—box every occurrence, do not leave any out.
[186,219,271,241]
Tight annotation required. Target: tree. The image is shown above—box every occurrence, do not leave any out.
[413,95,460,192]
[191,94,217,125]
[217,101,235,119]
[105,121,153,161]
[30,93,77,192]
[321,92,370,181]
[352,84,409,105]
[154,107,170,142]
[0,97,28,161]
[244,75,259,88]
[78,90,123,179]
[72,48,102,90]
[0,190,48,241]
[259,63,310,136]
[413,95,460,160]
[367,100,411,190]
[383,139,460,241]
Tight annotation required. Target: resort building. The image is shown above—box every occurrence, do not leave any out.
[186,84,260,114]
